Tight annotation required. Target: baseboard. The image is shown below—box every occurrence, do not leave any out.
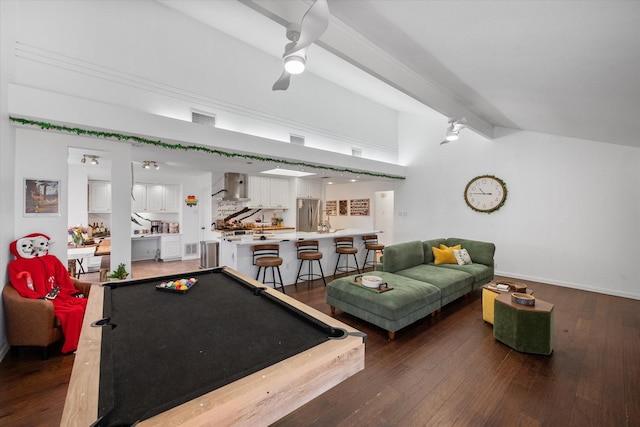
[495,270,640,301]
[0,341,10,362]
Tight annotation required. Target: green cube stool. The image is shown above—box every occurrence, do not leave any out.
[493,293,554,355]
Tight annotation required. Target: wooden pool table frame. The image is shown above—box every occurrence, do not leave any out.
[61,267,365,426]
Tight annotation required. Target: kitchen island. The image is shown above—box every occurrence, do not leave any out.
[219,229,382,287]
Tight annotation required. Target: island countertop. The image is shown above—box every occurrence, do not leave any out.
[219,229,382,287]
[223,229,379,245]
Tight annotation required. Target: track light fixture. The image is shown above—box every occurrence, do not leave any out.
[440,118,467,145]
[81,154,99,165]
[142,161,159,170]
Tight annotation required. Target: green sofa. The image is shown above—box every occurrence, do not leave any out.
[327,238,495,339]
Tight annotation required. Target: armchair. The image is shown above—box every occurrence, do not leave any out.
[2,277,92,359]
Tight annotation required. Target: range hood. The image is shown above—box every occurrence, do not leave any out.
[222,173,250,201]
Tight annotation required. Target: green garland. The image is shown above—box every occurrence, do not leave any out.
[10,116,405,180]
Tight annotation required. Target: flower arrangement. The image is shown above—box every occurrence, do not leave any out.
[68,224,87,246]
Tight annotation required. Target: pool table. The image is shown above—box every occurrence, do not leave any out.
[61,267,365,426]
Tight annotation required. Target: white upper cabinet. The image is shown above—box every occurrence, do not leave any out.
[131,184,146,212]
[270,178,289,209]
[163,185,180,212]
[248,176,289,209]
[88,180,111,213]
[132,183,180,212]
[146,185,165,212]
[296,179,322,199]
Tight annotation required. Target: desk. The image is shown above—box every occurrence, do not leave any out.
[61,267,365,426]
[67,246,96,278]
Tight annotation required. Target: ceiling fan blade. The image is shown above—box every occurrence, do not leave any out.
[440,140,450,145]
[272,69,291,91]
[285,0,329,57]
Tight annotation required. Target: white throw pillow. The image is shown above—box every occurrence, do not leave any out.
[453,249,473,265]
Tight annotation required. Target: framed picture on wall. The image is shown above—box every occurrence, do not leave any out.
[325,200,337,216]
[339,200,348,216]
[24,178,60,216]
[350,198,370,216]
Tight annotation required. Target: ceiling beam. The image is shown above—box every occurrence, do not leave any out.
[239,0,495,139]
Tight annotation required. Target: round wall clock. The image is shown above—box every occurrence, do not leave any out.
[464,175,507,213]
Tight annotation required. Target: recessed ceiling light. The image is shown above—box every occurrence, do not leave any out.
[261,168,315,177]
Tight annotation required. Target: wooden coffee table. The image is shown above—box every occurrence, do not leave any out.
[482,282,532,324]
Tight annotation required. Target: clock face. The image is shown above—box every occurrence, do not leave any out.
[464,175,507,213]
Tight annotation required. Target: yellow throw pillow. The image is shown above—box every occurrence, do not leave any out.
[432,244,461,265]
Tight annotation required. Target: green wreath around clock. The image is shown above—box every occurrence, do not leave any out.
[464,175,508,213]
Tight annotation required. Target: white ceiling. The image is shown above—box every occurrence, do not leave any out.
[161,0,640,149]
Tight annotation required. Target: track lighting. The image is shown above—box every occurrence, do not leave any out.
[142,161,159,170]
[81,154,99,165]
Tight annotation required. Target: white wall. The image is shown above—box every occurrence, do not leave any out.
[12,0,398,163]
[396,112,640,299]
[325,180,396,234]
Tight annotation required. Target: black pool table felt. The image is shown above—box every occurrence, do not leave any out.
[97,269,340,426]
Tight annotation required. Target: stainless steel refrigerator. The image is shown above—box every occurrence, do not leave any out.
[297,198,322,232]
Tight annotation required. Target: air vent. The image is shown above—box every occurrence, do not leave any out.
[352,148,362,157]
[290,134,305,146]
[192,111,216,127]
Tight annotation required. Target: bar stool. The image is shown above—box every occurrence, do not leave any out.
[252,244,285,293]
[362,234,385,270]
[295,240,327,288]
[333,237,360,278]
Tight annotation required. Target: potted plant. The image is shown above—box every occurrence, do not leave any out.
[107,263,129,280]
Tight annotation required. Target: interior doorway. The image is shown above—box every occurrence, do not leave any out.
[373,191,394,246]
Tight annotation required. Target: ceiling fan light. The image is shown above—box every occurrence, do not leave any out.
[445,130,459,141]
[284,55,305,74]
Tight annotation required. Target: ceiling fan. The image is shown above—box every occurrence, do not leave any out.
[440,117,467,145]
[272,0,329,91]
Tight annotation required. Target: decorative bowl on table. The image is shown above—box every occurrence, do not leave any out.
[361,275,383,288]
[511,292,535,306]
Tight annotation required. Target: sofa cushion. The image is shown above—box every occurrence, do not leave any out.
[383,240,424,273]
[327,272,441,322]
[432,245,460,265]
[395,265,473,298]
[422,238,447,264]
[446,238,496,267]
[453,249,473,265]
[438,263,494,285]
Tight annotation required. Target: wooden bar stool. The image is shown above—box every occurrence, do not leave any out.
[295,240,327,289]
[333,237,360,278]
[362,234,385,270]
[252,244,285,293]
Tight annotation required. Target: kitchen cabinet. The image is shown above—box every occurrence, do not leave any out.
[131,184,146,212]
[88,180,111,213]
[132,183,180,212]
[161,235,182,261]
[296,179,322,199]
[270,178,289,208]
[247,177,289,209]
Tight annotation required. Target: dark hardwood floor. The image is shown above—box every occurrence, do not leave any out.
[1,262,638,426]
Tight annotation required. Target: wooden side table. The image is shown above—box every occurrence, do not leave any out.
[482,283,532,324]
[493,293,554,355]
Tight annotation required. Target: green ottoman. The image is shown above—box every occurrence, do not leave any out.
[327,271,441,340]
[493,293,554,355]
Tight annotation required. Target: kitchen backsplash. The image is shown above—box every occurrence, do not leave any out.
[131,212,180,234]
